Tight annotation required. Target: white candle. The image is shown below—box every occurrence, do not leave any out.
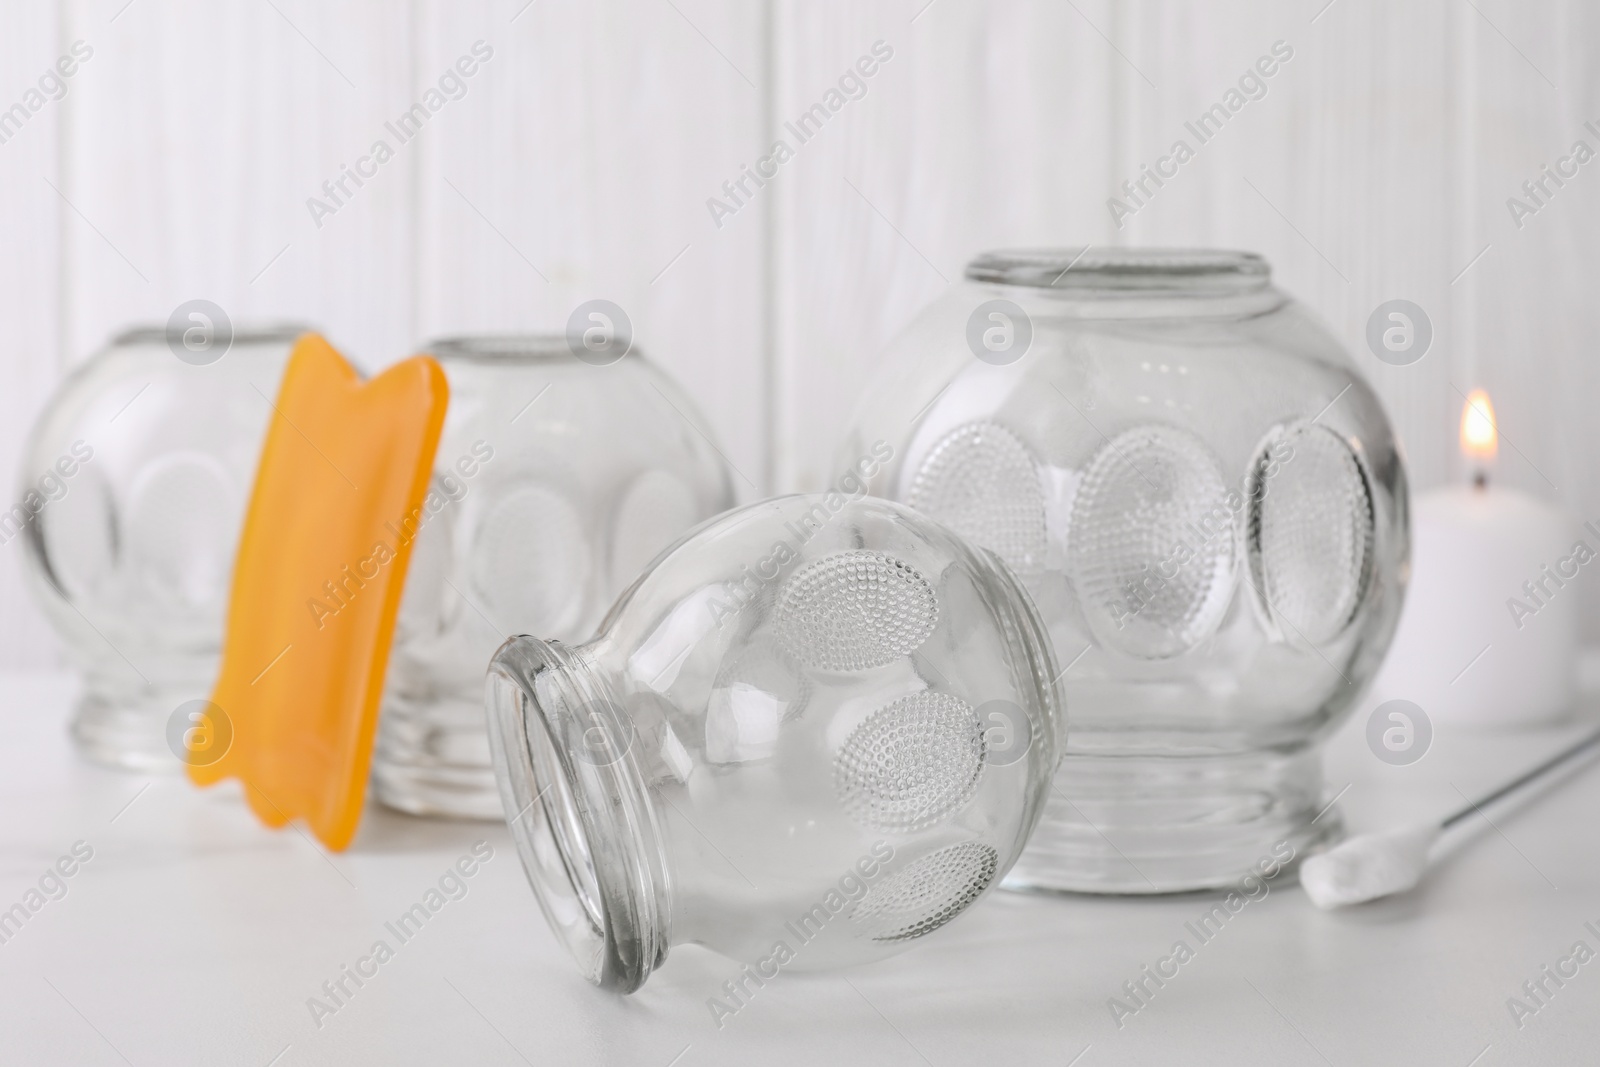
[1372,391,1579,729]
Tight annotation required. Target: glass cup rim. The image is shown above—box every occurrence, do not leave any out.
[966,247,1270,294]
[423,334,641,364]
[486,635,669,993]
[111,322,313,347]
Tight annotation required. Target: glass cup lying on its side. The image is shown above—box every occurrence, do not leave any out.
[486,492,1063,992]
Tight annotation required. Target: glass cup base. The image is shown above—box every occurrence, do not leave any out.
[1002,747,1341,894]
[372,694,504,820]
[71,689,188,772]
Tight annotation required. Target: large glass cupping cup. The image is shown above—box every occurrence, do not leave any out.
[377,336,734,818]
[486,492,1063,992]
[839,249,1409,893]
[18,323,307,769]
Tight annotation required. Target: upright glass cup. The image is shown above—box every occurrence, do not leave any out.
[18,323,306,769]
[839,249,1409,892]
[376,336,734,818]
[487,492,1063,992]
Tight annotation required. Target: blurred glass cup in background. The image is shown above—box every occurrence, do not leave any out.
[18,321,307,770]
[376,335,735,819]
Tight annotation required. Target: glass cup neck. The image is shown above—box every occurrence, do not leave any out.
[486,634,670,993]
[965,248,1286,319]
[110,322,313,348]
[423,335,638,364]
[967,248,1269,292]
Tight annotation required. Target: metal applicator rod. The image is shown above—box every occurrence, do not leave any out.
[1439,723,1600,830]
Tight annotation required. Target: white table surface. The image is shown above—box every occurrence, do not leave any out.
[2,671,1597,1067]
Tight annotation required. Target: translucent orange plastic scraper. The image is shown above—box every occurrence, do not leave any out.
[189,334,448,851]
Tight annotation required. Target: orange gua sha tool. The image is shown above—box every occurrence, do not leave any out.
[188,334,448,851]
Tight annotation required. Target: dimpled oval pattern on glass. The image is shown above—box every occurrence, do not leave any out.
[852,842,999,943]
[1247,423,1375,646]
[376,336,735,820]
[470,484,591,637]
[485,495,1062,991]
[908,421,1047,574]
[842,249,1412,893]
[833,692,985,833]
[125,452,238,609]
[18,324,305,771]
[1068,424,1236,659]
[775,550,939,672]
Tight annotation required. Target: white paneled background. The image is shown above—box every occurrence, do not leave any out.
[3,0,1598,667]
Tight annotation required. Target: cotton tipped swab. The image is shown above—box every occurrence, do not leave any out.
[1301,724,1600,909]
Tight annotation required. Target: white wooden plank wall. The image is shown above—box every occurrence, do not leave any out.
[1468,0,1600,576]
[772,0,1121,492]
[58,0,417,369]
[0,4,63,667]
[412,0,769,493]
[3,0,1598,668]
[1115,0,1466,483]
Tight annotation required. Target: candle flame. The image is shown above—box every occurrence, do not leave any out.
[1460,389,1498,461]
